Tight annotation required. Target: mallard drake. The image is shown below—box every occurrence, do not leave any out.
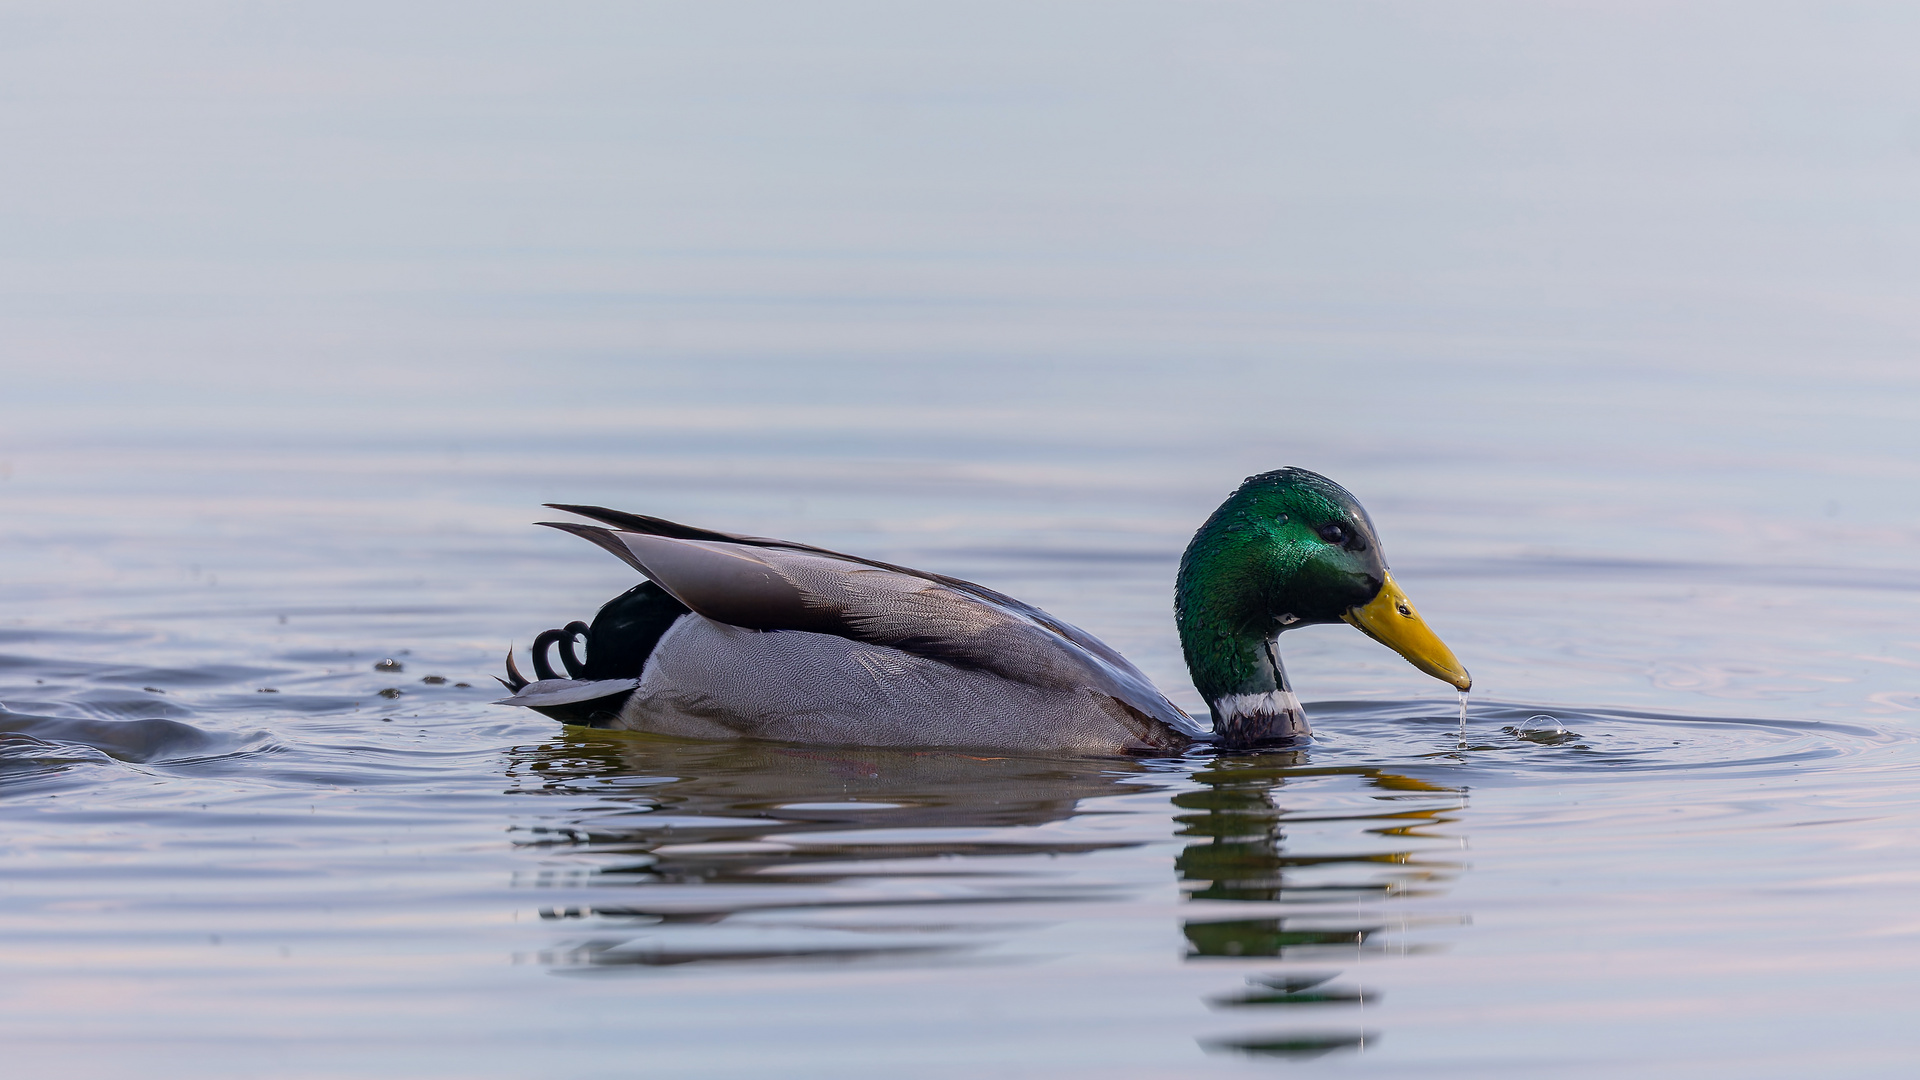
[496,468,1469,753]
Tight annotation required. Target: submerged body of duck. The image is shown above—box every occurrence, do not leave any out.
[496,468,1470,753]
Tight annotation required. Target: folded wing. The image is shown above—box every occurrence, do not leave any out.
[539,511,1199,737]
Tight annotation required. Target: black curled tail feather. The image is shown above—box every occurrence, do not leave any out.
[529,621,598,681]
[503,581,691,727]
[558,622,590,676]
[530,628,573,681]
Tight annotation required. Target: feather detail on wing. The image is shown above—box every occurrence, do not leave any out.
[537,511,1200,737]
[545,505,1150,676]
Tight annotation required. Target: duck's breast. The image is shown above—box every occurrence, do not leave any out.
[614,615,1184,753]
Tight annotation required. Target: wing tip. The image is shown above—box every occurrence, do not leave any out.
[537,520,651,574]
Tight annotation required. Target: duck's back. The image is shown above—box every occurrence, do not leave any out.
[503,507,1202,754]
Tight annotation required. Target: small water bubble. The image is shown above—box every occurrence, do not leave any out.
[1505,714,1580,745]
[373,659,404,672]
[378,688,403,699]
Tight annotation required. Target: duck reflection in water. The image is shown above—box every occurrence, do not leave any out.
[1179,753,1466,1059]
[503,732,1465,1062]
[504,733,1164,969]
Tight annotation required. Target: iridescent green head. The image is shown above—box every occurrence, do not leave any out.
[1176,467,1469,746]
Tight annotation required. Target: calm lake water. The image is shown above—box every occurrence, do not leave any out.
[4,3,1920,1076]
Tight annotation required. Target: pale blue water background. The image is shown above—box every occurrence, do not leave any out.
[3,3,1919,1076]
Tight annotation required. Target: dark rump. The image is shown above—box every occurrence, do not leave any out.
[505,581,690,727]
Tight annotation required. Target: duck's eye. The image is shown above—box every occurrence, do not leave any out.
[1317,523,1349,546]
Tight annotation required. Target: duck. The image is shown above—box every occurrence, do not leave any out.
[495,467,1470,753]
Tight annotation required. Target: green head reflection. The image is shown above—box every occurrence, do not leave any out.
[1179,754,1468,1060]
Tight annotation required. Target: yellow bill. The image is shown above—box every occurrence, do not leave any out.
[1341,571,1472,691]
